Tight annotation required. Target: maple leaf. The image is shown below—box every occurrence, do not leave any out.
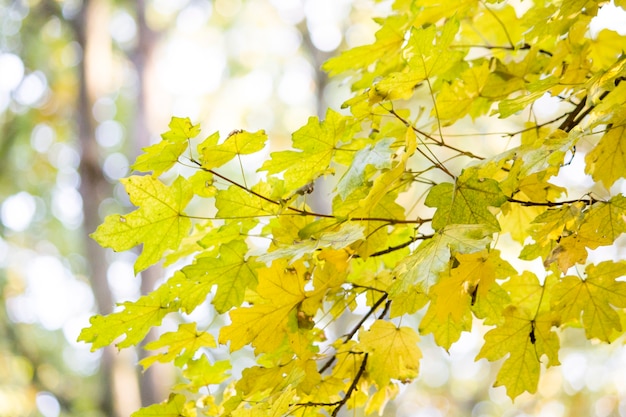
[359,320,421,386]
[369,19,464,103]
[183,239,262,313]
[131,393,195,417]
[578,195,626,245]
[131,117,199,175]
[219,259,307,353]
[259,222,364,264]
[198,129,267,170]
[180,356,231,392]
[140,323,216,369]
[322,15,406,78]
[390,224,496,303]
[476,306,545,399]
[91,175,193,273]
[585,123,626,189]
[336,137,395,200]
[420,250,516,349]
[78,284,179,350]
[426,172,507,231]
[552,261,626,342]
[436,61,491,123]
[260,109,359,191]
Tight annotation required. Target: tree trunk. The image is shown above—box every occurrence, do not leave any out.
[74,1,141,415]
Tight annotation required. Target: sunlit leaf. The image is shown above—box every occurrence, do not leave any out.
[359,320,421,386]
[91,175,193,273]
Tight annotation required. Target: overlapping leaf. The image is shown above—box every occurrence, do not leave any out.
[140,323,216,369]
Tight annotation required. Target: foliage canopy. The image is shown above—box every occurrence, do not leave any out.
[81,0,626,415]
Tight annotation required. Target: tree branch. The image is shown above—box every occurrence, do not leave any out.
[507,195,600,207]
[331,353,368,417]
[318,293,387,374]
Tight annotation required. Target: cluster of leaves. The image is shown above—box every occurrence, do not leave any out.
[80,0,626,415]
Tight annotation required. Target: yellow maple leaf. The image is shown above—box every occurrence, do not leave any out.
[219,260,307,353]
[586,123,626,189]
[359,320,421,386]
[552,261,626,342]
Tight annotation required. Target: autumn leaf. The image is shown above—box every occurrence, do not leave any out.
[199,129,267,170]
[140,322,216,369]
[260,109,359,191]
[585,123,626,189]
[78,284,179,350]
[91,175,193,273]
[476,306,543,399]
[181,356,231,392]
[80,0,626,413]
[183,239,262,313]
[132,117,200,176]
[426,172,507,231]
[359,320,421,386]
[131,394,195,417]
[219,259,307,353]
[390,224,496,303]
[336,137,395,199]
[552,261,626,342]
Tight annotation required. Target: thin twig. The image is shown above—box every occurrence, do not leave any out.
[318,293,388,374]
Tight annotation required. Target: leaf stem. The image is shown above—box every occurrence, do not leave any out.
[188,158,427,224]
[386,107,485,161]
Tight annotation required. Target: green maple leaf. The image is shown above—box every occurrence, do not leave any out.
[199,129,267,170]
[426,172,507,231]
[91,175,193,273]
[132,140,188,177]
[183,240,261,313]
[140,323,216,369]
[131,394,195,417]
[78,284,179,350]
[215,182,280,219]
[180,356,231,393]
[359,320,421,386]
[132,117,200,176]
[552,261,626,342]
[259,109,359,191]
[162,116,202,142]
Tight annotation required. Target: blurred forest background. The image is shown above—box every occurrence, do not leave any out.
[2,1,626,417]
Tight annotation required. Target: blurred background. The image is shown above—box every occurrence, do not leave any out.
[2,0,626,416]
